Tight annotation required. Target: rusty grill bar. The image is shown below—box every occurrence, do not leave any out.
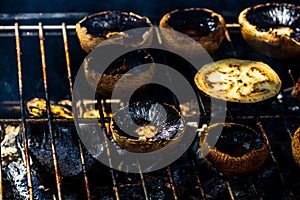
[0,19,299,200]
[14,23,34,200]
[38,22,63,200]
[61,22,91,200]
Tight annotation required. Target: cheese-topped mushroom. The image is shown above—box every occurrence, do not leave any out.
[110,101,185,153]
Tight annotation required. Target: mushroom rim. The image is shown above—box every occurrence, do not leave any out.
[110,101,185,141]
[76,10,153,38]
[199,122,268,159]
[238,3,300,45]
[159,7,226,32]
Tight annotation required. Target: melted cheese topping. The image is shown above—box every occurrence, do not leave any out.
[194,58,282,103]
[135,125,158,140]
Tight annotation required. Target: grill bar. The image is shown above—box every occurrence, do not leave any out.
[77,140,91,200]
[0,25,76,30]
[104,132,120,200]
[61,23,73,94]
[288,69,296,84]
[167,166,178,199]
[101,103,120,200]
[0,23,241,31]
[138,162,149,200]
[38,22,63,200]
[256,120,294,199]
[61,22,91,200]
[191,158,207,199]
[14,22,34,200]
[225,180,235,200]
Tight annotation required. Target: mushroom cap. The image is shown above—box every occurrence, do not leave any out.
[199,122,269,176]
[84,49,155,98]
[76,11,153,52]
[110,101,185,153]
[159,8,226,54]
[239,3,300,59]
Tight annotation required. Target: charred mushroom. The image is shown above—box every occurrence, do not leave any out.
[199,123,269,176]
[76,11,153,52]
[84,49,155,97]
[110,101,185,153]
[159,8,226,54]
[238,3,300,59]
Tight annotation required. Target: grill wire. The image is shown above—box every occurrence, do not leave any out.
[0,18,299,200]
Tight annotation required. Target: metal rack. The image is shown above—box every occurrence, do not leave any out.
[0,19,299,200]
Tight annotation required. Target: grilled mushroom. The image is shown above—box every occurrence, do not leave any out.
[238,3,300,59]
[159,8,226,54]
[76,11,153,52]
[199,123,269,176]
[110,101,185,153]
[292,127,300,168]
[84,49,155,98]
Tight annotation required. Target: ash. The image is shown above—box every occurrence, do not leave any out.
[1,126,23,168]
[1,125,48,199]
[6,162,46,200]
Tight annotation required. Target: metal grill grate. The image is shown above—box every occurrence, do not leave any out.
[0,15,299,200]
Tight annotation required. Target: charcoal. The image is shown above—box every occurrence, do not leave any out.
[18,124,95,177]
[99,196,114,200]
[6,162,46,200]
[118,177,196,200]
[203,177,227,199]
[118,178,171,200]
[227,177,259,200]
[173,164,196,185]
[171,156,203,198]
